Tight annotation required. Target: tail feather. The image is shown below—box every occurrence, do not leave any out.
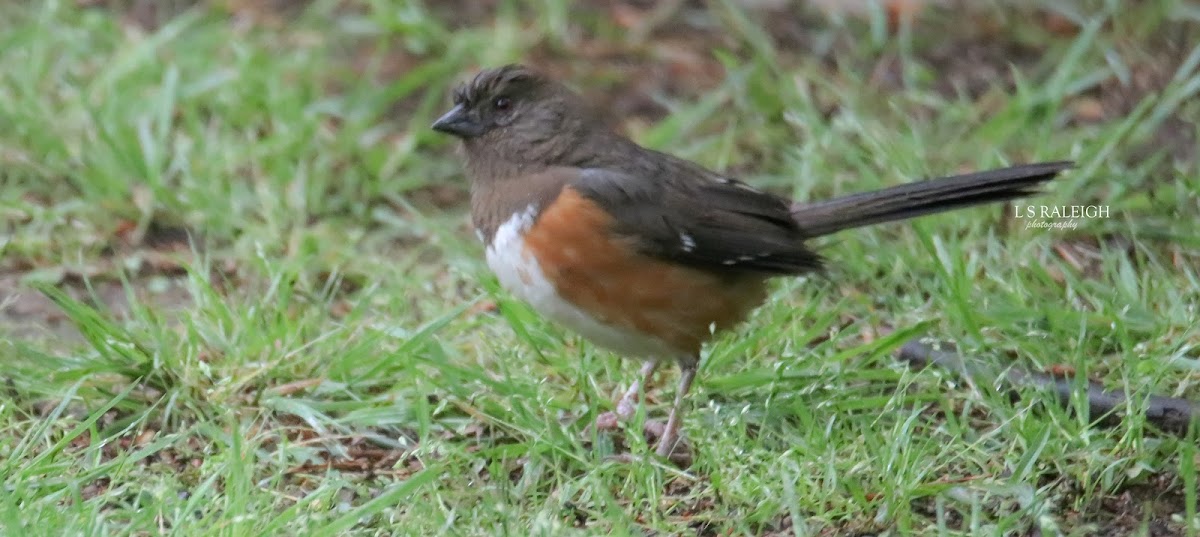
[790,161,1074,238]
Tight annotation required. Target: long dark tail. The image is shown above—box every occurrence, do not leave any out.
[790,161,1074,238]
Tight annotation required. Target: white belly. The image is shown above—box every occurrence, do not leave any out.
[484,208,679,359]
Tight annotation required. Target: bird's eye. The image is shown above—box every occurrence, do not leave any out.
[493,96,511,110]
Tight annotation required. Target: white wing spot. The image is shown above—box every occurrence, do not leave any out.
[680,233,696,253]
[717,176,762,192]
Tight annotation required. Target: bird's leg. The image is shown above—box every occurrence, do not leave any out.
[655,360,697,459]
[595,360,658,431]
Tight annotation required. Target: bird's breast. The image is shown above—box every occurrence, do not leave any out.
[484,203,682,359]
[483,189,769,360]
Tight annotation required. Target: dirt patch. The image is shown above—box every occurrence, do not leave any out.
[899,471,1190,535]
[427,0,502,30]
[76,0,203,30]
[920,34,1043,99]
[1067,473,1190,536]
[278,427,424,478]
[77,0,314,30]
[1091,21,1199,166]
[1,223,202,346]
[0,271,197,346]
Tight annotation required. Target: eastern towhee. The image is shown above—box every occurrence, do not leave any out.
[431,64,1071,460]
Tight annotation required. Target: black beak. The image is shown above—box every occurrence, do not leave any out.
[431,105,484,138]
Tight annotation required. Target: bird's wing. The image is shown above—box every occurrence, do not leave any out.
[568,168,821,275]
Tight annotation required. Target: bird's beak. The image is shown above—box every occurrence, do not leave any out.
[431,104,484,138]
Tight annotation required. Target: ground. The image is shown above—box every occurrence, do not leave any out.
[1,0,1199,535]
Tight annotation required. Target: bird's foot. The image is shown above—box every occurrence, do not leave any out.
[600,429,692,467]
[592,413,691,466]
[591,411,666,438]
[651,420,691,466]
[592,388,644,431]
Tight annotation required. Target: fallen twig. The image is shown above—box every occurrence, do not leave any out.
[896,339,1200,434]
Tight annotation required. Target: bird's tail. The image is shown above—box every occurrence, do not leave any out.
[790,161,1074,238]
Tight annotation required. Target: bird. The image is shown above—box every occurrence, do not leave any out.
[430,64,1071,460]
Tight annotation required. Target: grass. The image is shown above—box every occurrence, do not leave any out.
[1,0,1199,535]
